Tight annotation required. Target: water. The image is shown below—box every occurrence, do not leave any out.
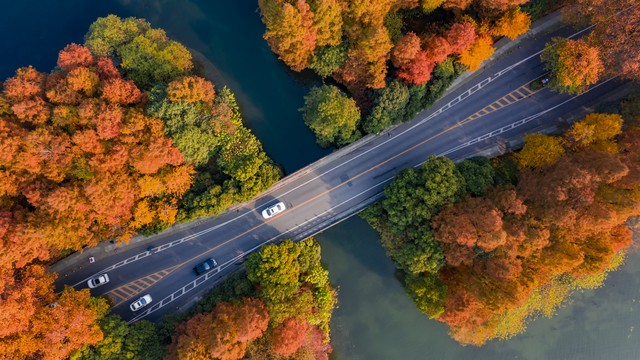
[3,1,639,359]
[316,217,640,360]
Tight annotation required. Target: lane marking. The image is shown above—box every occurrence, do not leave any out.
[72,22,600,287]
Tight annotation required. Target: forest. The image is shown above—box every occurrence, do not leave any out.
[0,16,282,359]
[363,92,640,345]
[261,0,639,147]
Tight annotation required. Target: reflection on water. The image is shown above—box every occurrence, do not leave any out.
[317,216,640,360]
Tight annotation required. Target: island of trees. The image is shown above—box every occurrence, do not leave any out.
[363,92,640,345]
[0,15,292,359]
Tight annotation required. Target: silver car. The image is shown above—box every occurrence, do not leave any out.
[87,274,109,289]
[130,294,152,311]
[261,201,286,219]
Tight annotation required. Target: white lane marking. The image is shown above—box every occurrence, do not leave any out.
[126,74,619,323]
[72,23,595,286]
[126,181,388,324]
[436,77,617,158]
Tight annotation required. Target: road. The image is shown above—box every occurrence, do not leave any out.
[54,23,628,323]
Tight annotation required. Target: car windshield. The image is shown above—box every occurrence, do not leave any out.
[139,298,146,305]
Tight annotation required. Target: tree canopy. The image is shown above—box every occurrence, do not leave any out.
[300,85,361,147]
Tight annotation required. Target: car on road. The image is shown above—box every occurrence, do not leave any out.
[194,258,218,275]
[130,294,152,311]
[261,201,286,219]
[87,274,109,288]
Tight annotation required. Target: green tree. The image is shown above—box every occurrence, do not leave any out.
[84,15,193,89]
[382,156,463,233]
[246,240,303,303]
[456,156,495,196]
[404,272,446,318]
[300,85,361,148]
[71,316,164,360]
[363,79,410,134]
[309,42,348,78]
[84,15,150,57]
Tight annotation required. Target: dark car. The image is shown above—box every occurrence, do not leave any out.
[194,258,218,275]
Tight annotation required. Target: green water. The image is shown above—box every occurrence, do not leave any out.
[317,217,640,360]
[3,1,640,359]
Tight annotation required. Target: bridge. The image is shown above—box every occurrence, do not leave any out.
[53,21,628,323]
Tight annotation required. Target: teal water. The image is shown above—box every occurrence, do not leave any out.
[3,2,640,359]
[316,217,640,360]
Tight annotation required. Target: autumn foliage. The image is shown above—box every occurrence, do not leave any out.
[493,7,531,40]
[167,239,335,360]
[434,113,638,345]
[0,46,193,271]
[0,266,109,359]
[169,298,269,360]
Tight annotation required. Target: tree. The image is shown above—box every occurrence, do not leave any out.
[382,156,463,232]
[339,26,393,90]
[423,36,452,64]
[391,32,422,69]
[515,133,565,168]
[563,0,640,80]
[476,0,528,12]
[300,85,361,147]
[310,0,343,47]
[170,298,269,360]
[259,0,317,71]
[456,156,495,196]
[564,113,623,148]
[397,52,437,85]
[541,37,604,95]
[309,42,348,77]
[404,272,446,318]
[246,240,303,303]
[363,79,409,134]
[84,15,151,57]
[421,0,445,13]
[58,44,95,72]
[494,7,531,40]
[167,76,215,104]
[85,15,193,88]
[446,23,477,53]
[458,37,494,71]
[270,318,310,357]
[71,316,165,360]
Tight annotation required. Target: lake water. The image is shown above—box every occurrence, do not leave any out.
[3,1,639,359]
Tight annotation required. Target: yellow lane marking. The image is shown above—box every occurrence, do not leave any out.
[107,264,181,305]
[110,79,542,306]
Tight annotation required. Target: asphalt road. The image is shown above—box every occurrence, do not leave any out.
[54,23,629,323]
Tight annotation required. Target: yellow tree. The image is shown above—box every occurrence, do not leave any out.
[458,37,495,71]
[259,0,317,71]
[564,113,623,149]
[515,133,566,168]
[494,7,531,40]
[541,37,604,94]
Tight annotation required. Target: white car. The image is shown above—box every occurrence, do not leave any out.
[87,274,110,289]
[261,202,286,219]
[130,294,152,311]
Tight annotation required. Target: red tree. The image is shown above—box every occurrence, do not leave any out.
[270,317,310,357]
[57,44,95,72]
[446,22,477,53]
